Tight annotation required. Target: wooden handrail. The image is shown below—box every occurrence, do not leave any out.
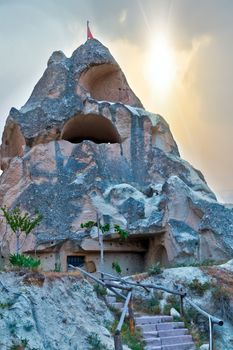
[98,270,224,350]
[114,291,134,350]
[115,291,132,333]
[98,271,185,296]
[70,267,223,350]
[68,265,126,300]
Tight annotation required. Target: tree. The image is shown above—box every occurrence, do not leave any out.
[1,207,42,254]
[81,215,129,271]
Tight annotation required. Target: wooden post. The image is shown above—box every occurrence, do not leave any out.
[128,294,135,335]
[97,212,104,271]
[180,294,185,318]
[114,331,123,350]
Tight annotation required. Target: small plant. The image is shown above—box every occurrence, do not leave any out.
[81,220,128,238]
[187,278,210,296]
[10,338,29,350]
[1,207,42,254]
[86,333,108,350]
[163,295,180,315]
[168,259,218,268]
[134,295,161,315]
[8,320,18,336]
[9,254,41,270]
[148,262,162,276]
[100,223,110,233]
[54,262,61,272]
[0,300,14,309]
[183,307,209,347]
[114,224,129,240]
[80,221,96,229]
[93,283,107,298]
[112,260,122,274]
[108,320,144,350]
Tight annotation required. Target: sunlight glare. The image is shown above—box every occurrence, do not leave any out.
[146,34,176,94]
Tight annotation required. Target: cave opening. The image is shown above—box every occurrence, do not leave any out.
[61,113,121,144]
[78,63,141,106]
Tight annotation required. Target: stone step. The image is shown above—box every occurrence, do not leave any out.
[110,302,124,309]
[161,335,193,346]
[144,335,193,347]
[137,322,185,332]
[143,328,188,338]
[156,322,185,331]
[105,296,116,303]
[145,343,195,350]
[158,328,188,337]
[135,315,173,325]
[144,337,161,346]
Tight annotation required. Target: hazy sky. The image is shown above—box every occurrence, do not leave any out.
[0,0,233,202]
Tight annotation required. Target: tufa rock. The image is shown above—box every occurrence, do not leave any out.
[0,38,232,272]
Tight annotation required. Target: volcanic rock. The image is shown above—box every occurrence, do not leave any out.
[0,38,232,269]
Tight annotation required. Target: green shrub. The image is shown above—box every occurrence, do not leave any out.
[0,300,14,309]
[54,262,61,272]
[9,254,41,270]
[80,221,96,229]
[10,338,28,350]
[80,220,128,240]
[112,260,122,274]
[10,338,41,350]
[163,295,180,315]
[108,320,144,350]
[93,284,107,298]
[148,262,162,276]
[134,293,162,315]
[187,278,210,296]
[86,333,108,350]
[183,307,209,347]
[114,225,129,240]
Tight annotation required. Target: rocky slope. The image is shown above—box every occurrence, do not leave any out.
[0,271,116,350]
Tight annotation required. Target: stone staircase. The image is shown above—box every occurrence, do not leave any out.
[106,295,195,350]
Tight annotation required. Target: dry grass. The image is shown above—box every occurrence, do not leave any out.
[43,270,82,278]
[131,272,148,281]
[203,266,233,296]
[22,270,83,286]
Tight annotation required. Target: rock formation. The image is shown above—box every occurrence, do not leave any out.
[0,271,117,350]
[0,39,232,272]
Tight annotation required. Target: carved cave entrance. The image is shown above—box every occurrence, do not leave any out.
[61,113,121,144]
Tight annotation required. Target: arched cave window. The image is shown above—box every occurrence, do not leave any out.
[79,63,134,105]
[61,113,121,144]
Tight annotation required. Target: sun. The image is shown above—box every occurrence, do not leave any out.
[146,34,176,94]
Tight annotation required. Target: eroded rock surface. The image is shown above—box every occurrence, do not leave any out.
[0,38,233,265]
[0,272,117,350]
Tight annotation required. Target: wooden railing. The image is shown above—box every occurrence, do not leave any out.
[69,266,223,350]
[113,291,134,350]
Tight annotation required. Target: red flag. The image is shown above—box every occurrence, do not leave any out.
[87,21,94,40]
